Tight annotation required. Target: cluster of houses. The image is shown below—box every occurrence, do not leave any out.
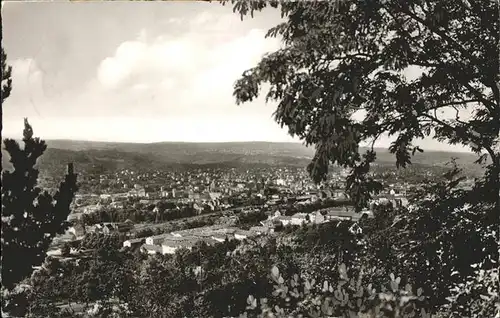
[123,225,268,255]
[124,206,374,256]
[66,221,135,240]
[262,208,373,228]
[370,189,410,209]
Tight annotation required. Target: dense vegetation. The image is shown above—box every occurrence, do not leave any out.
[23,220,364,317]
[23,199,498,317]
[226,1,499,317]
[1,120,79,315]
[2,0,499,317]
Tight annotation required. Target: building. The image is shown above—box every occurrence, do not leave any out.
[211,233,232,243]
[141,244,162,255]
[67,223,86,239]
[146,234,171,245]
[234,230,255,241]
[291,213,308,225]
[249,226,272,235]
[275,178,285,186]
[308,211,325,224]
[275,215,292,227]
[348,223,363,235]
[332,189,347,199]
[325,207,355,221]
[89,223,115,235]
[123,238,145,248]
[128,188,146,197]
[161,238,199,255]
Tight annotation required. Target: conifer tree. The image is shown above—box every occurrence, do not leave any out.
[1,47,13,133]
[1,48,12,103]
[1,119,78,291]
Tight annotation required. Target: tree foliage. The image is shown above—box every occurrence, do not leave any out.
[1,120,78,291]
[241,264,431,318]
[23,212,499,317]
[224,0,499,212]
[1,47,13,146]
[222,2,500,313]
[1,47,12,104]
[6,2,500,317]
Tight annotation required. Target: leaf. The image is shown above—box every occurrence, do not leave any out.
[305,279,312,290]
[323,280,329,292]
[271,266,280,278]
[417,288,423,297]
[339,263,348,279]
[405,284,412,293]
[411,146,423,156]
[247,295,255,305]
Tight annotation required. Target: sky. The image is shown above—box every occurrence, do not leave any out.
[2,1,469,152]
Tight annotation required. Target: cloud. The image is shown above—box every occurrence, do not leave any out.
[95,25,278,92]
[89,12,282,119]
[4,9,286,140]
[10,58,43,94]
[3,58,50,116]
[97,34,202,91]
[2,5,473,151]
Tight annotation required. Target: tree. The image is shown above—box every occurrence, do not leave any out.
[390,165,499,310]
[225,0,499,313]
[241,263,431,318]
[1,119,78,291]
[1,47,13,135]
[1,47,12,103]
[226,0,499,213]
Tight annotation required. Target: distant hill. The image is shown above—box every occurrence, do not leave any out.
[1,139,485,176]
[44,139,482,167]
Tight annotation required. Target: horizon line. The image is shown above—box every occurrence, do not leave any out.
[2,137,306,145]
[1,136,478,154]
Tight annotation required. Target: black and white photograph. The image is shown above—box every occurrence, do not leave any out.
[1,1,499,317]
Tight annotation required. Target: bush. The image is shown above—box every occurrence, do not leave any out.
[240,264,432,318]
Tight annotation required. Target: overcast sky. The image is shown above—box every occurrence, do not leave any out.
[2,1,469,152]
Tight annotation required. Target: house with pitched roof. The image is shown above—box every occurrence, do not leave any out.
[123,238,145,248]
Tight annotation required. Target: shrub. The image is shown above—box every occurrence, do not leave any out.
[240,264,432,318]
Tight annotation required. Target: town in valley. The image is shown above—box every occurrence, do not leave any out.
[36,142,475,260]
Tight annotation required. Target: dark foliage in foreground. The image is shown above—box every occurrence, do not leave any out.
[225,0,499,213]
[3,1,500,317]
[24,195,499,317]
[1,120,78,315]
